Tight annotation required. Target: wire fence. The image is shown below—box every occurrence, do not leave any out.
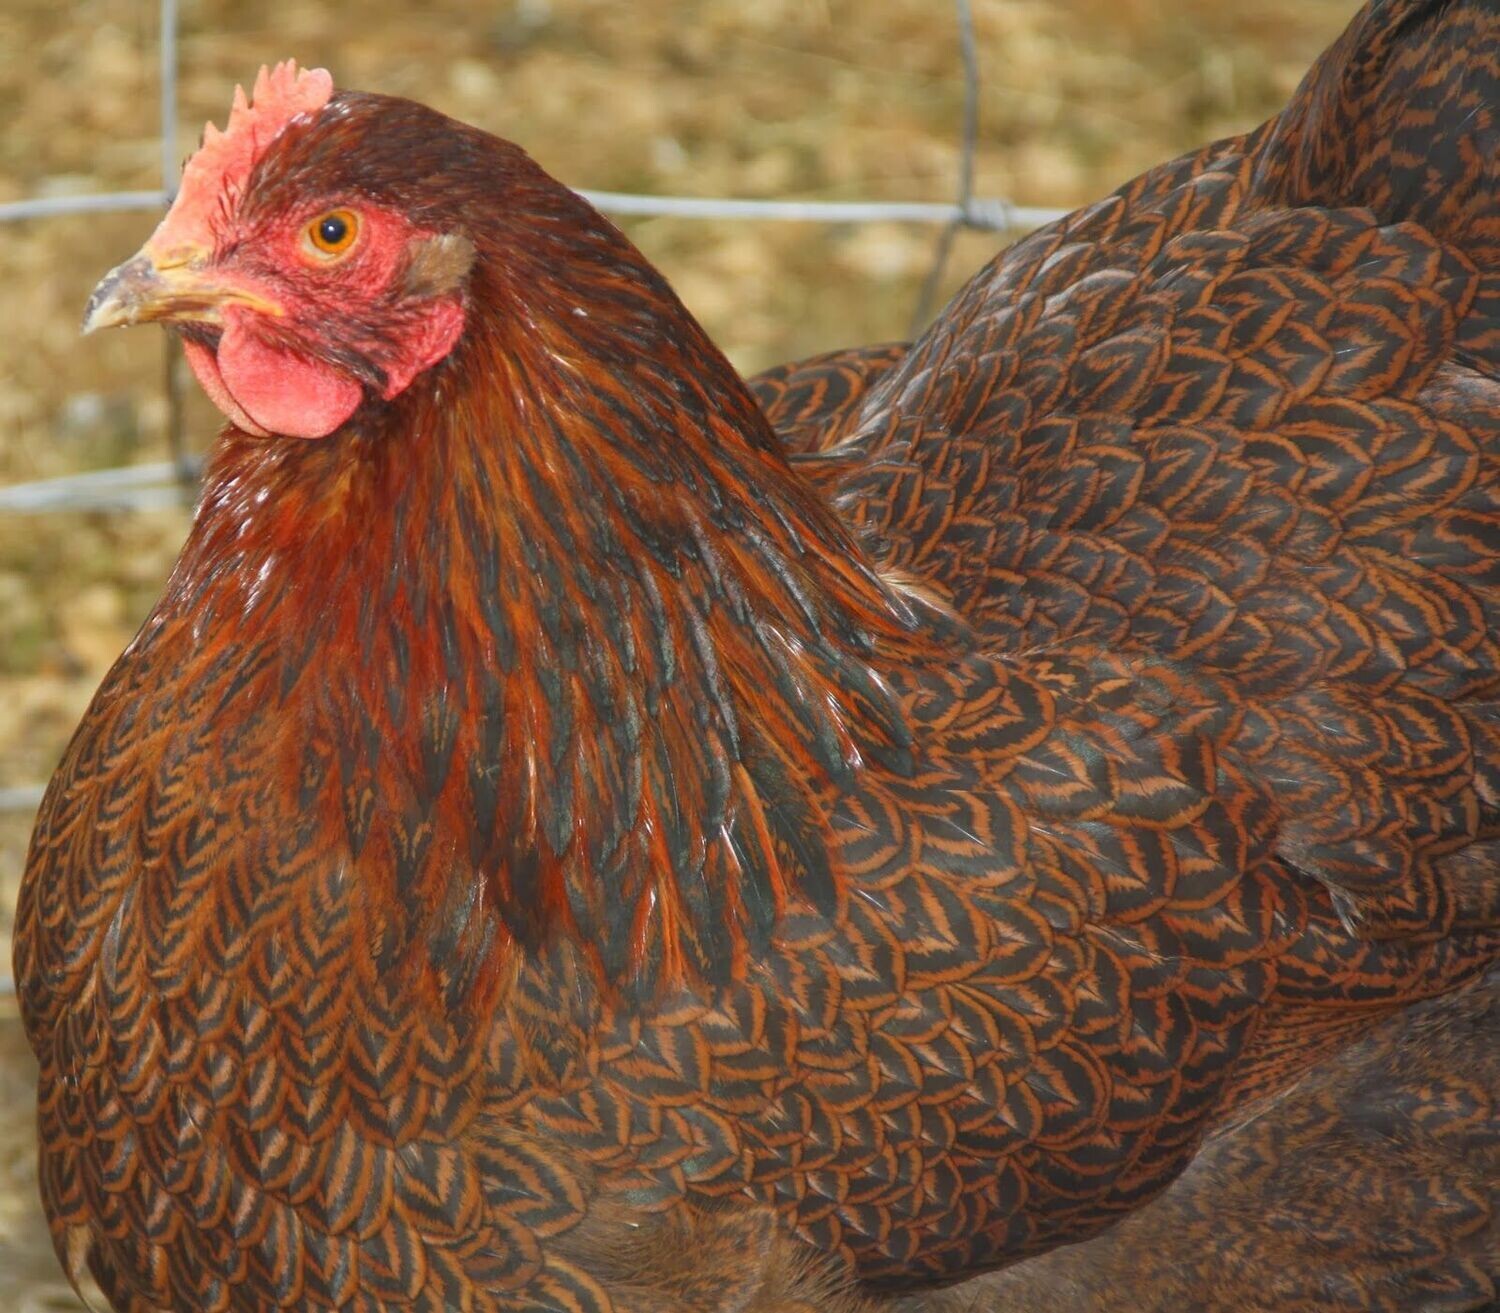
[0,0,1074,996]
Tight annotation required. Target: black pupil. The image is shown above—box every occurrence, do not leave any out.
[318,216,347,246]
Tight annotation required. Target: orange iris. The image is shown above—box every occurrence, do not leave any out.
[306,209,359,258]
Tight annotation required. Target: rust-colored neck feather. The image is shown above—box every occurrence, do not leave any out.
[161,189,920,1002]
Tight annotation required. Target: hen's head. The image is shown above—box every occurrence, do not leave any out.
[83,62,549,439]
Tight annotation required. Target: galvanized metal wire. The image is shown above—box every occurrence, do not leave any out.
[0,0,1075,995]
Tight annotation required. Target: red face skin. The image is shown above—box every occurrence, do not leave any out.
[176,202,467,439]
[80,64,469,439]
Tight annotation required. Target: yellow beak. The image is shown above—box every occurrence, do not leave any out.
[82,246,283,335]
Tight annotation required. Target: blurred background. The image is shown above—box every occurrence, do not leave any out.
[0,0,1356,1304]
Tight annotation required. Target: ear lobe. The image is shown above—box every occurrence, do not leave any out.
[379,296,467,400]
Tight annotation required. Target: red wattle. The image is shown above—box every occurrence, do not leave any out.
[182,338,269,437]
[379,298,467,400]
[182,299,464,439]
[216,325,364,439]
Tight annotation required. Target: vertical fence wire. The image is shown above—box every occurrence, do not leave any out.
[159,0,178,200]
[910,0,979,334]
[157,0,194,495]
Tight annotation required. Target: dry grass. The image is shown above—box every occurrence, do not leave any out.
[0,0,1358,1302]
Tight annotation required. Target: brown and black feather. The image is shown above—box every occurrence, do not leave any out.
[15,0,1499,1309]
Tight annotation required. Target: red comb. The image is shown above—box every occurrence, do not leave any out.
[148,61,334,256]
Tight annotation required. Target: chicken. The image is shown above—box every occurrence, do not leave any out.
[14,0,1497,1308]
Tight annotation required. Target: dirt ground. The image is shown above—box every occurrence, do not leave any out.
[0,0,1357,1301]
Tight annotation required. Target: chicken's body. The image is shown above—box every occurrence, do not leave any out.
[16,0,1499,1309]
[907,965,1500,1313]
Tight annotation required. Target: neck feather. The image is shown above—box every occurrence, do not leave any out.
[164,233,922,999]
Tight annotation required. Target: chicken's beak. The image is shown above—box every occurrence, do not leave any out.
[82,246,282,335]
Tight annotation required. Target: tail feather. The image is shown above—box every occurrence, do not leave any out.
[1254,0,1500,256]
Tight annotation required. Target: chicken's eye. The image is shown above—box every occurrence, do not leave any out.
[305,209,360,259]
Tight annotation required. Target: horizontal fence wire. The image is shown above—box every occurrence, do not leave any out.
[0,188,1069,232]
[0,194,1068,518]
[0,0,1071,994]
